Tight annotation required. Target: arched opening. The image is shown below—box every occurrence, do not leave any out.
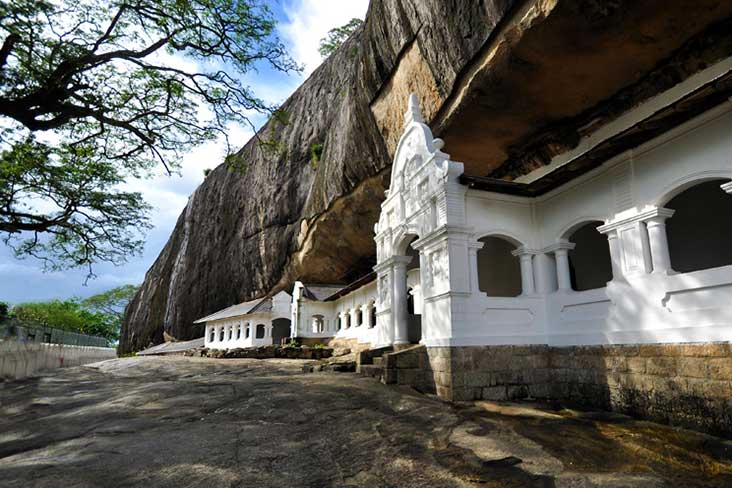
[345,311,351,328]
[567,221,612,291]
[209,328,215,342]
[666,180,732,273]
[272,318,291,345]
[356,308,363,326]
[369,302,377,328]
[245,324,250,339]
[336,315,342,331]
[255,324,266,339]
[477,236,522,297]
[228,327,233,340]
[311,315,324,334]
[219,327,225,341]
[236,324,241,340]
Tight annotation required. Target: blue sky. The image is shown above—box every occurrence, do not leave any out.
[0,0,370,305]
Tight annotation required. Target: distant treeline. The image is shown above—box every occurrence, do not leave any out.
[1,285,138,344]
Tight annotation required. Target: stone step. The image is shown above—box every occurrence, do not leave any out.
[323,361,356,373]
[359,364,384,380]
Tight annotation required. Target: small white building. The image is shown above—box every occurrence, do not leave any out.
[196,291,292,349]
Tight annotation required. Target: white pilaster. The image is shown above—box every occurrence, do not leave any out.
[606,231,623,280]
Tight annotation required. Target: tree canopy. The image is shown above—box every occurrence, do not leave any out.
[81,284,138,319]
[8,284,139,343]
[318,18,363,58]
[0,0,298,275]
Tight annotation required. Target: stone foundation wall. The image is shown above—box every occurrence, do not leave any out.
[382,345,435,393]
[427,343,732,437]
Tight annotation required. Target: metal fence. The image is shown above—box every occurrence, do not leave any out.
[1,320,108,347]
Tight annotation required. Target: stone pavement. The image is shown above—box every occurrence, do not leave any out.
[0,356,730,487]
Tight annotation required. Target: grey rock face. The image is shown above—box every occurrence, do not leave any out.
[120,0,514,353]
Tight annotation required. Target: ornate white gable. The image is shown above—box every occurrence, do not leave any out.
[375,93,465,260]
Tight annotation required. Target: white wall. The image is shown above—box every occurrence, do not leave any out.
[0,341,116,380]
[375,91,732,349]
[295,281,378,345]
[454,104,732,347]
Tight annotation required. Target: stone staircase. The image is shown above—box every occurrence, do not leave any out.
[302,337,371,373]
[356,344,436,394]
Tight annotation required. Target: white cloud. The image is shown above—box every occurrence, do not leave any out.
[280,0,370,77]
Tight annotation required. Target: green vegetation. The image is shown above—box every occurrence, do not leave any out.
[0,0,298,275]
[282,339,300,349]
[7,284,138,343]
[318,18,363,58]
[0,301,9,321]
[312,343,326,350]
[309,143,324,170]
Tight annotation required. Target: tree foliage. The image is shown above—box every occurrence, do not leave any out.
[318,18,363,58]
[11,299,118,341]
[81,284,138,319]
[9,284,139,342]
[0,0,298,273]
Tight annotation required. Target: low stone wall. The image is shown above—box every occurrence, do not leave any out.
[550,343,732,436]
[0,341,117,380]
[421,343,732,437]
[200,345,333,360]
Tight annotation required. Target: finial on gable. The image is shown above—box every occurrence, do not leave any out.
[404,92,424,127]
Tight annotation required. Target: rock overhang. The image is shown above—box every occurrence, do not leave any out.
[389,0,732,180]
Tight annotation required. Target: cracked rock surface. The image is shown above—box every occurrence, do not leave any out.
[1,357,731,487]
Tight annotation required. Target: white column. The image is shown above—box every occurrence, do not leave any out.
[338,312,345,332]
[392,256,411,345]
[512,248,536,295]
[547,242,575,292]
[533,252,557,294]
[645,210,675,274]
[361,305,369,329]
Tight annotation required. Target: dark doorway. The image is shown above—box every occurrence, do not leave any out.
[272,318,291,345]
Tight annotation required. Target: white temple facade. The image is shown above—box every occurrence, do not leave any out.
[371,87,732,351]
[199,57,732,357]
[199,81,732,353]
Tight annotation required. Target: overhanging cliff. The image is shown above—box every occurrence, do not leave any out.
[121,0,732,352]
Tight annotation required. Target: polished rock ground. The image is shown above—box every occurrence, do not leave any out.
[1,356,730,487]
